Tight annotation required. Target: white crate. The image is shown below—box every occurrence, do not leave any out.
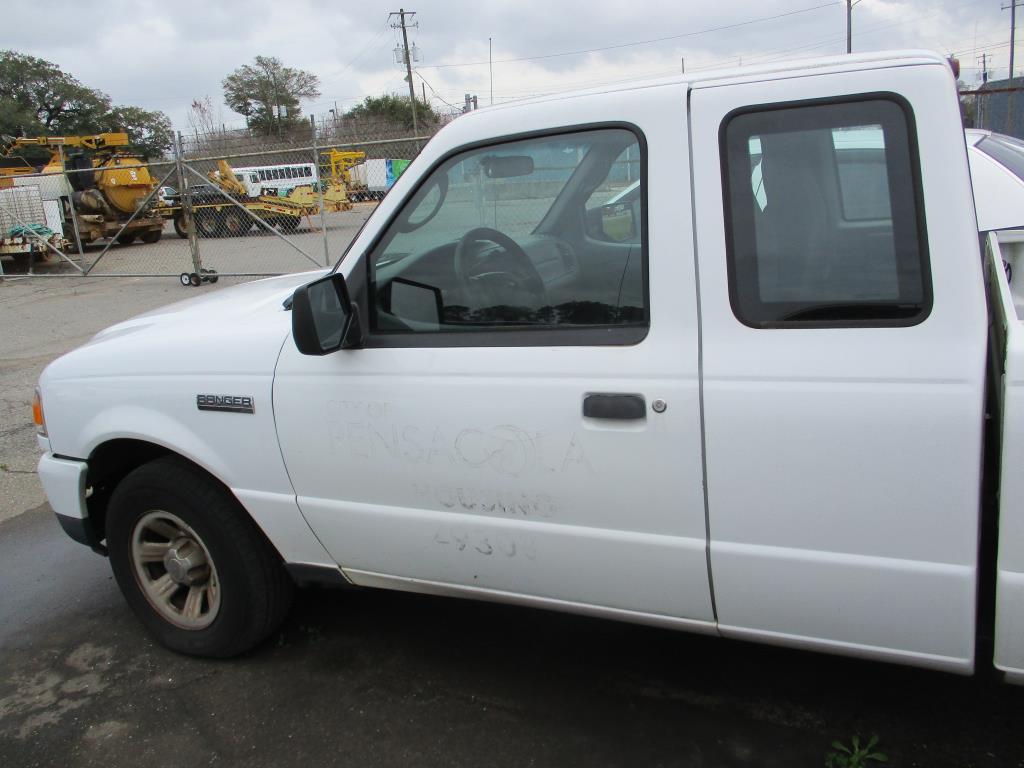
[0,186,47,232]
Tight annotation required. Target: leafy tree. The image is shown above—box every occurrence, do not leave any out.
[102,106,173,159]
[345,93,439,131]
[0,50,172,158]
[222,56,320,135]
[0,51,109,135]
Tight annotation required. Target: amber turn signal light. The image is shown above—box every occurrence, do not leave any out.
[32,387,47,437]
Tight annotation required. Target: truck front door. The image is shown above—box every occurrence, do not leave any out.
[275,94,715,626]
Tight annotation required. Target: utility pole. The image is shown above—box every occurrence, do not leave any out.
[489,38,494,106]
[270,68,282,138]
[846,0,862,53]
[979,52,990,84]
[1005,1,1024,79]
[390,8,420,147]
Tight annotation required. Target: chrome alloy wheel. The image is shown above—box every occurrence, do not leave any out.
[131,510,221,630]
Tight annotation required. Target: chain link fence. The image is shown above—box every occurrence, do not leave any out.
[0,116,436,282]
[961,85,1024,140]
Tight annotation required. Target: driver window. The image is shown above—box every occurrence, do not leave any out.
[368,128,646,339]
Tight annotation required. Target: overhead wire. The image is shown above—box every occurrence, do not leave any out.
[414,71,460,110]
[477,0,999,102]
[322,18,392,82]
[420,1,842,70]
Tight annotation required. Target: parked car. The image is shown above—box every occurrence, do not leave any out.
[157,186,177,206]
[31,51,1024,683]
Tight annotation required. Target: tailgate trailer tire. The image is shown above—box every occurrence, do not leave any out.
[106,456,293,657]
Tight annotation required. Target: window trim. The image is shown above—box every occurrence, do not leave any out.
[718,92,933,330]
[355,121,651,349]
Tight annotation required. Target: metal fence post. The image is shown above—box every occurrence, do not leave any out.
[57,144,85,258]
[310,115,331,267]
[175,131,203,276]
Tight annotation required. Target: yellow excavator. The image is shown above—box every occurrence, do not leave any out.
[0,132,165,246]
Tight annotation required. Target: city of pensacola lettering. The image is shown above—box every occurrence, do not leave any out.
[196,395,255,414]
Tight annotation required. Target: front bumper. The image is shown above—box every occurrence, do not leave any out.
[37,453,102,552]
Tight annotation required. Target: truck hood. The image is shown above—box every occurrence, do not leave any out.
[43,270,328,382]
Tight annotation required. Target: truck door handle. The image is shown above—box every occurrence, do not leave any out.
[583,393,646,420]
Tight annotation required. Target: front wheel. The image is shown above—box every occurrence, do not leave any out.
[106,456,293,657]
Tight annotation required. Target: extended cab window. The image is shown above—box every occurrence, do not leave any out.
[722,97,930,326]
[368,128,646,342]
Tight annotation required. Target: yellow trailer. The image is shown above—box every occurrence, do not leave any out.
[161,158,352,238]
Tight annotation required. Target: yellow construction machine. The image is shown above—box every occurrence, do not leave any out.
[0,132,165,246]
[322,149,379,200]
[322,149,366,184]
[161,158,352,239]
[0,157,35,189]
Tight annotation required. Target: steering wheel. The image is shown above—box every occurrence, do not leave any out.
[453,227,546,304]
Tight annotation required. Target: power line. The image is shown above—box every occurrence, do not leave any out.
[474,5,995,107]
[318,19,392,84]
[414,70,459,110]
[421,1,842,70]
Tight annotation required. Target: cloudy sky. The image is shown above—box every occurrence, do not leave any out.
[2,0,1017,131]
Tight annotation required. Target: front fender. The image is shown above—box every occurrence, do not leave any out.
[39,376,337,568]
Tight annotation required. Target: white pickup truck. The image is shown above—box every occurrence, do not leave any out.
[33,51,1024,680]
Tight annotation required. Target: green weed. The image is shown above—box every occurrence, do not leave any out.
[825,734,888,767]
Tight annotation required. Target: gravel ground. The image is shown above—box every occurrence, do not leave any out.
[0,274,253,523]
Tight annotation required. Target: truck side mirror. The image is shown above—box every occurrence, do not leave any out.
[599,202,637,243]
[291,273,363,355]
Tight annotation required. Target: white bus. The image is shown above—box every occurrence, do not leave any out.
[230,162,318,197]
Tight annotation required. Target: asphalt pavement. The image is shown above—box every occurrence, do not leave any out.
[1,501,1022,768]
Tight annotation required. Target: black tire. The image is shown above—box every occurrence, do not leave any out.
[139,228,162,244]
[222,209,253,237]
[276,215,300,233]
[195,210,223,238]
[173,215,187,239]
[106,456,293,657]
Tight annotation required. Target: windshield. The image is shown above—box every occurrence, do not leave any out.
[976,133,1024,182]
